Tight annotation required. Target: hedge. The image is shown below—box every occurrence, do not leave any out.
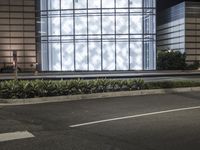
[0,79,200,99]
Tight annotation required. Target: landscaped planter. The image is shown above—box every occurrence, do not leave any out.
[0,79,200,100]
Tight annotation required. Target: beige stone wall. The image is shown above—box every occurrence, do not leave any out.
[0,0,36,71]
[185,18,200,63]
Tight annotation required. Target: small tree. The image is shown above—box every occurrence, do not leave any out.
[157,50,187,70]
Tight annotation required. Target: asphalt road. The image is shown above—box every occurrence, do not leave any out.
[0,92,200,150]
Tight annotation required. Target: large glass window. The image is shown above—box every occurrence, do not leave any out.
[75,0,87,9]
[38,0,156,71]
[88,0,100,8]
[103,41,115,70]
[48,0,60,10]
[61,0,73,9]
[75,42,88,70]
[62,42,74,71]
[89,42,101,70]
[116,0,128,8]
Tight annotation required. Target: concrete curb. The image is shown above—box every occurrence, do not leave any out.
[1,87,200,106]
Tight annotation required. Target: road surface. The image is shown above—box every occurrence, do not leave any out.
[0,92,200,150]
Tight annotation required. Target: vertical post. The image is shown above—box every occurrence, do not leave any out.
[100,0,103,70]
[35,63,39,76]
[13,51,18,80]
[142,0,145,70]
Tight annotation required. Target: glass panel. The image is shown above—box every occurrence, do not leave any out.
[116,42,129,70]
[102,16,115,34]
[116,16,128,34]
[130,42,142,70]
[145,41,155,70]
[89,42,101,70]
[41,17,48,36]
[130,0,142,7]
[89,16,101,34]
[75,0,87,9]
[75,43,88,70]
[41,43,48,70]
[103,42,115,70]
[61,0,73,9]
[102,0,114,8]
[144,15,156,34]
[144,0,156,8]
[48,0,60,10]
[130,15,142,33]
[61,17,73,35]
[75,16,87,34]
[62,43,74,71]
[48,17,60,35]
[116,0,128,8]
[88,0,100,8]
[49,43,61,71]
[41,0,47,10]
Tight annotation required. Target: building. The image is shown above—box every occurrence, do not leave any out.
[0,0,36,71]
[157,1,200,64]
[38,0,156,71]
[0,0,156,72]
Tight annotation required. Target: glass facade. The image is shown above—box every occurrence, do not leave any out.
[157,2,200,64]
[37,0,156,71]
[157,3,185,53]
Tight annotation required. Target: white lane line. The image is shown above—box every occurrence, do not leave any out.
[0,131,34,142]
[69,105,200,128]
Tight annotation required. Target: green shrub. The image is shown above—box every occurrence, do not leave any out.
[1,79,200,99]
[157,50,187,70]
[144,80,200,89]
[125,79,135,91]
[134,79,145,90]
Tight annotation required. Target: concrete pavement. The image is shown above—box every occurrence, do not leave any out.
[0,92,200,150]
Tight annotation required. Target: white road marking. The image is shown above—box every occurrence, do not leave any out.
[69,105,200,128]
[0,131,34,142]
